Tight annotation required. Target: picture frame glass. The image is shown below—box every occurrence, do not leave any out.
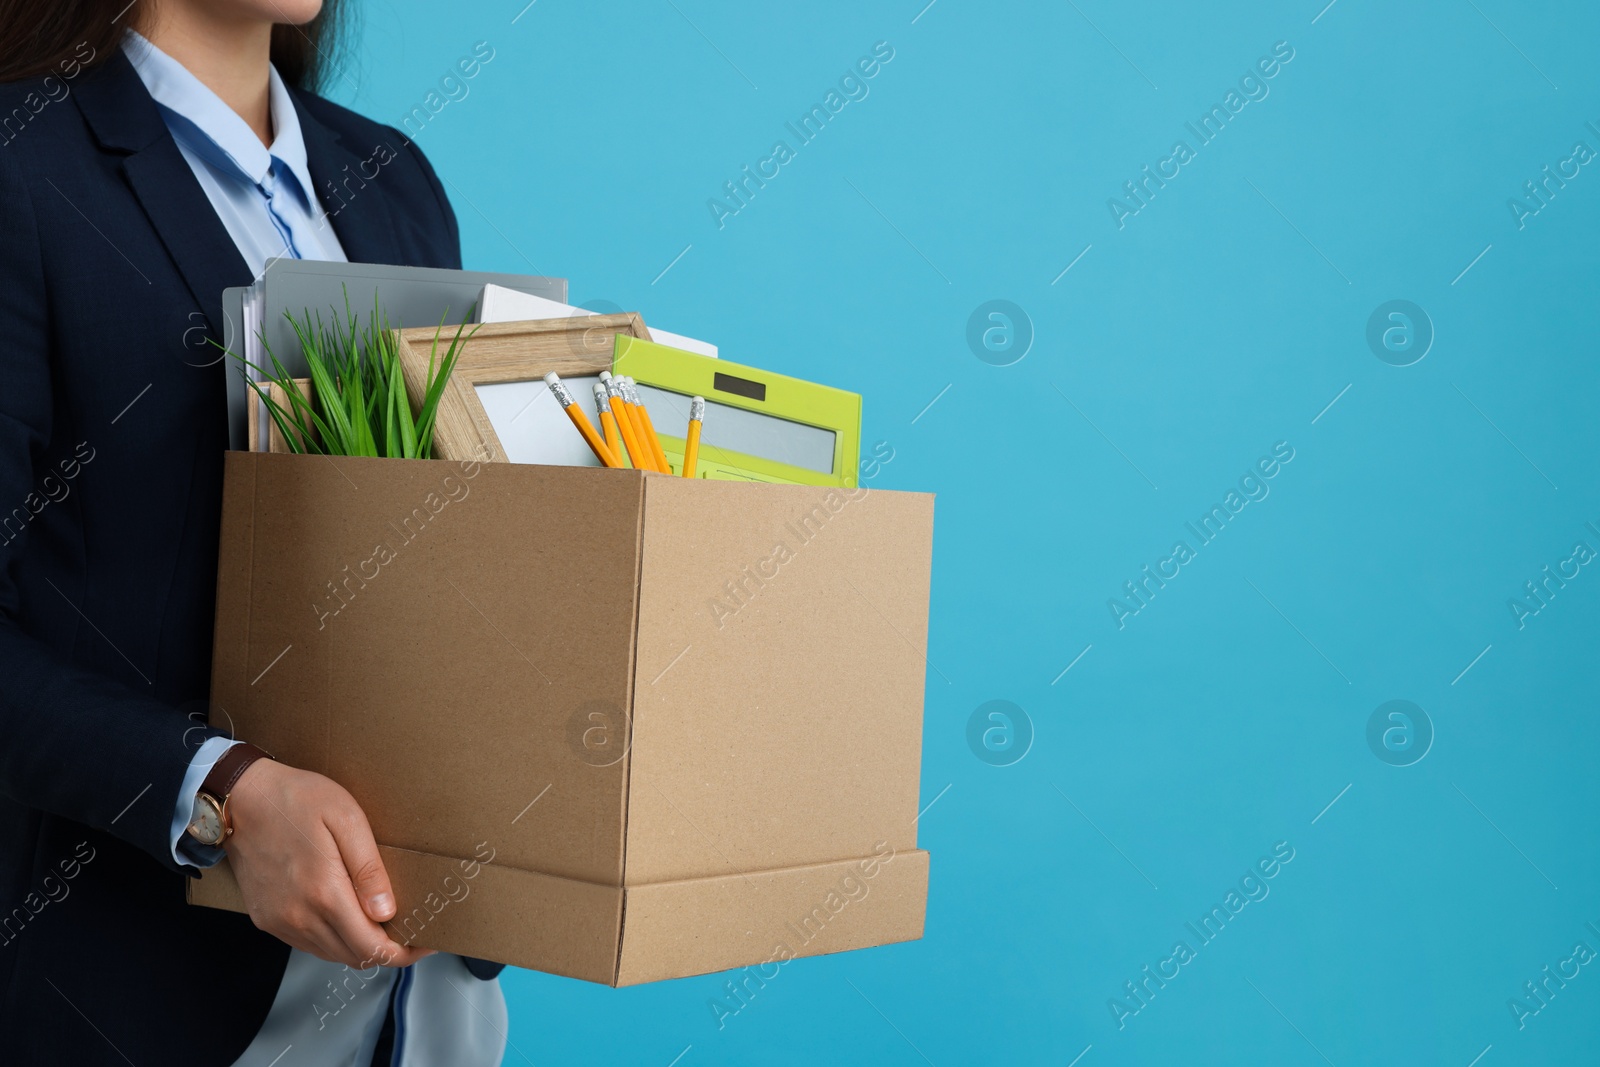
[475,376,611,467]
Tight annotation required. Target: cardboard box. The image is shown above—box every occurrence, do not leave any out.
[189,452,934,985]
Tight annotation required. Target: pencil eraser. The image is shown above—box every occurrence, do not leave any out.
[543,372,560,386]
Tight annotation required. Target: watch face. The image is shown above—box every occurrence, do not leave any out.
[188,794,225,846]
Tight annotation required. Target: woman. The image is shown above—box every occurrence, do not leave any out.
[0,1,505,1063]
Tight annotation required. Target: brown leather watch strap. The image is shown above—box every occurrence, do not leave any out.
[200,741,272,802]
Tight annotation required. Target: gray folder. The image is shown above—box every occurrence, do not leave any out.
[221,260,566,451]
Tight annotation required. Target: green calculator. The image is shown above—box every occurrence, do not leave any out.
[612,336,861,488]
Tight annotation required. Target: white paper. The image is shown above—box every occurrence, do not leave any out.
[465,285,716,466]
[473,375,609,467]
[476,285,717,358]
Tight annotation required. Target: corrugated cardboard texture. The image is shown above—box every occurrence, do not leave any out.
[625,478,933,884]
[190,846,927,986]
[208,453,643,886]
[376,846,623,985]
[615,848,930,986]
[188,845,625,985]
[196,453,935,983]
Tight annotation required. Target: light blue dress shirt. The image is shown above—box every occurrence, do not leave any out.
[122,29,346,278]
[122,31,506,1067]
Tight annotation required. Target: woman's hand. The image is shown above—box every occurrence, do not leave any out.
[224,759,433,970]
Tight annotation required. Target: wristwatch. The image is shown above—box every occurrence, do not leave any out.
[185,742,272,847]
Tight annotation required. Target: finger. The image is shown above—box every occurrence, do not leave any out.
[257,902,362,969]
[262,882,433,968]
[287,823,404,968]
[323,891,432,969]
[354,910,436,968]
[299,913,370,969]
[238,869,363,966]
[324,802,396,923]
[317,812,435,967]
[374,941,436,968]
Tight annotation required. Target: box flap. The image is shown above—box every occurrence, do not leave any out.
[189,848,625,984]
[615,848,929,986]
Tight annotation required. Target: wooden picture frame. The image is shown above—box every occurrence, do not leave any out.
[247,377,316,454]
[268,379,314,454]
[393,314,653,463]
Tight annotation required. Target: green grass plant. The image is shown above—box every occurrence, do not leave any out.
[234,289,477,459]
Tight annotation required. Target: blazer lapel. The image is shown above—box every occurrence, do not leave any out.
[74,51,405,337]
[293,93,402,266]
[72,51,251,340]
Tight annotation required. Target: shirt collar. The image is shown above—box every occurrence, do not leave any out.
[121,29,316,205]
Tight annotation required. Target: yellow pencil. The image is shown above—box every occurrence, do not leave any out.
[682,395,704,478]
[625,377,671,475]
[544,373,619,467]
[605,376,651,470]
[593,382,621,460]
[617,381,660,472]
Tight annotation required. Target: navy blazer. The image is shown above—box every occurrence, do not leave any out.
[0,50,461,1065]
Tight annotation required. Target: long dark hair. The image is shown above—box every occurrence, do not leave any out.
[0,0,346,91]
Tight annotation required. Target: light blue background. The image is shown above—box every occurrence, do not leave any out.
[336,2,1600,1063]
